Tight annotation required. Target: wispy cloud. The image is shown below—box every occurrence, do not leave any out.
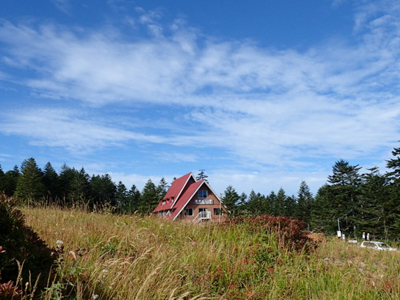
[1,0,400,179]
[50,0,70,13]
[0,108,167,153]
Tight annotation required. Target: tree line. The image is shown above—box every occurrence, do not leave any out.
[2,143,400,240]
[222,144,400,240]
[0,159,168,215]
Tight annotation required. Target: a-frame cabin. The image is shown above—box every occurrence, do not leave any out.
[152,172,226,222]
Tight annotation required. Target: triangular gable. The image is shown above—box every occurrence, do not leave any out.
[169,173,196,209]
[171,180,204,220]
[171,180,224,220]
[153,172,195,213]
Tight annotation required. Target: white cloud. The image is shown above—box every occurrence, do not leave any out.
[0,108,167,153]
[1,0,400,182]
[51,0,70,13]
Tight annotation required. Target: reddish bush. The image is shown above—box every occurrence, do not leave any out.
[0,281,22,300]
[227,215,320,253]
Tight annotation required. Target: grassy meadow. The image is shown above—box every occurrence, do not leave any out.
[19,206,400,299]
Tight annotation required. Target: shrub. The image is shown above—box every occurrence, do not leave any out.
[0,193,57,295]
[227,214,319,253]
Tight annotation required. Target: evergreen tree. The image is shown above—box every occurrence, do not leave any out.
[237,192,248,214]
[275,188,287,216]
[386,144,400,179]
[357,167,393,239]
[156,178,169,199]
[311,160,362,235]
[221,185,241,217]
[43,162,59,203]
[284,195,297,218]
[115,181,128,213]
[246,190,266,216]
[15,158,45,203]
[385,144,400,237]
[69,168,90,204]
[89,174,117,208]
[140,179,159,215]
[3,166,20,197]
[296,181,314,226]
[196,169,208,182]
[267,191,277,215]
[311,184,338,233]
[59,164,75,205]
[127,184,141,214]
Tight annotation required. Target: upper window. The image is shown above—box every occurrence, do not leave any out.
[198,190,208,199]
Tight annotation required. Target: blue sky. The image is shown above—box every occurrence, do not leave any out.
[1,0,400,196]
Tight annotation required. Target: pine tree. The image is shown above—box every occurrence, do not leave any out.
[3,166,20,197]
[275,188,287,216]
[222,186,241,217]
[115,181,128,213]
[246,190,267,216]
[127,184,141,214]
[89,174,117,208]
[357,167,393,239]
[284,195,297,218]
[267,191,277,215]
[43,162,59,203]
[140,179,159,215]
[156,178,169,199]
[15,158,45,204]
[311,184,338,233]
[296,181,314,226]
[196,169,208,182]
[59,164,75,205]
[385,144,400,237]
[70,168,90,204]
[386,144,400,179]
[311,160,362,235]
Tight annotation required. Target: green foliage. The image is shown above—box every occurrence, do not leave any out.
[89,174,117,208]
[356,167,393,239]
[196,169,208,182]
[156,178,169,200]
[246,190,268,216]
[295,181,314,227]
[386,144,400,179]
[70,168,90,203]
[126,184,141,213]
[0,194,57,295]
[14,158,46,203]
[222,185,241,217]
[43,162,59,203]
[139,179,159,215]
[2,166,19,197]
[311,160,362,235]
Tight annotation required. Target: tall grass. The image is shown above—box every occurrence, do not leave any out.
[21,207,400,299]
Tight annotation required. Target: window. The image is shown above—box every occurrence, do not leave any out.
[184,208,193,216]
[214,208,223,216]
[198,190,208,199]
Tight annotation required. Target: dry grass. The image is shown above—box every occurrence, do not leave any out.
[20,207,400,299]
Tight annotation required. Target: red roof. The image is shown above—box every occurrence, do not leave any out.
[170,180,204,220]
[152,172,193,213]
[152,172,222,220]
